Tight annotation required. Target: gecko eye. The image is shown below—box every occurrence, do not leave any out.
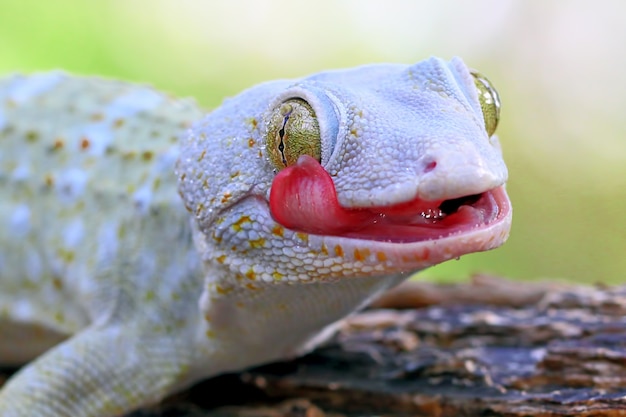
[266,98,321,171]
[471,71,501,137]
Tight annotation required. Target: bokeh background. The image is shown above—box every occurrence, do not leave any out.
[1,1,624,284]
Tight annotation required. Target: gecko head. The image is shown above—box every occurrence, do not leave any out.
[178,56,511,285]
[174,57,512,369]
[263,57,511,275]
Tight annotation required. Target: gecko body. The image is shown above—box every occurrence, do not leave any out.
[0,57,511,416]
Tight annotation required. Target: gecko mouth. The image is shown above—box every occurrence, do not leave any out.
[269,155,510,243]
[340,188,507,243]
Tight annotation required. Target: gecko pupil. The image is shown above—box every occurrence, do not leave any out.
[278,137,287,165]
[278,120,288,165]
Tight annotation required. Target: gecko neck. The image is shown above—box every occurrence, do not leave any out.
[191,262,411,376]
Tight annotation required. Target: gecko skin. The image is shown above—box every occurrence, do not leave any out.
[0,57,511,416]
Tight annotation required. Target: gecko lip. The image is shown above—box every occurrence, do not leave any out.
[269,155,511,244]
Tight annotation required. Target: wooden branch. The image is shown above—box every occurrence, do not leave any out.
[370,273,574,309]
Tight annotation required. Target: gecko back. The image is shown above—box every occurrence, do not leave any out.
[0,73,205,363]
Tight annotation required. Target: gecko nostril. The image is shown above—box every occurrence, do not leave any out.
[423,160,437,173]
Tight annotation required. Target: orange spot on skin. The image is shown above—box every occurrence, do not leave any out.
[272,271,284,281]
[197,150,206,162]
[272,225,284,237]
[245,269,256,281]
[80,137,90,150]
[26,131,39,142]
[205,330,216,339]
[235,215,251,225]
[376,252,387,262]
[53,138,64,150]
[142,151,154,161]
[413,248,431,262]
[232,215,252,232]
[230,171,240,179]
[248,138,256,148]
[334,245,344,257]
[52,277,63,290]
[245,283,259,291]
[216,255,227,264]
[204,313,212,322]
[221,192,232,204]
[216,285,232,295]
[44,174,54,187]
[249,238,266,249]
[212,231,222,243]
[195,203,205,216]
[321,244,329,256]
[353,248,370,262]
[296,233,309,243]
[113,118,125,128]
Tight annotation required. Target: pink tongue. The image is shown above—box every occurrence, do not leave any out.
[269,155,370,234]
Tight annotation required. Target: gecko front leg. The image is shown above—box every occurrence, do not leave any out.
[0,322,195,417]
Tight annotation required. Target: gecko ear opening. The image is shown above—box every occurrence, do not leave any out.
[266,98,322,171]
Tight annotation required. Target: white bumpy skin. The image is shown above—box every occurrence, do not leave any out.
[0,57,512,417]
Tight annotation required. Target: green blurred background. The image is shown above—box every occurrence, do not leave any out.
[1,1,625,284]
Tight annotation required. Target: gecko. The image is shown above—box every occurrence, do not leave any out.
[0,56,511,417]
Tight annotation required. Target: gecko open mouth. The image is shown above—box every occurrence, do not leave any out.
[269,155,511,243]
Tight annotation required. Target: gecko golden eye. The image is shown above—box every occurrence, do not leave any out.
[471,71,501,137]
[266,98,321,171]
